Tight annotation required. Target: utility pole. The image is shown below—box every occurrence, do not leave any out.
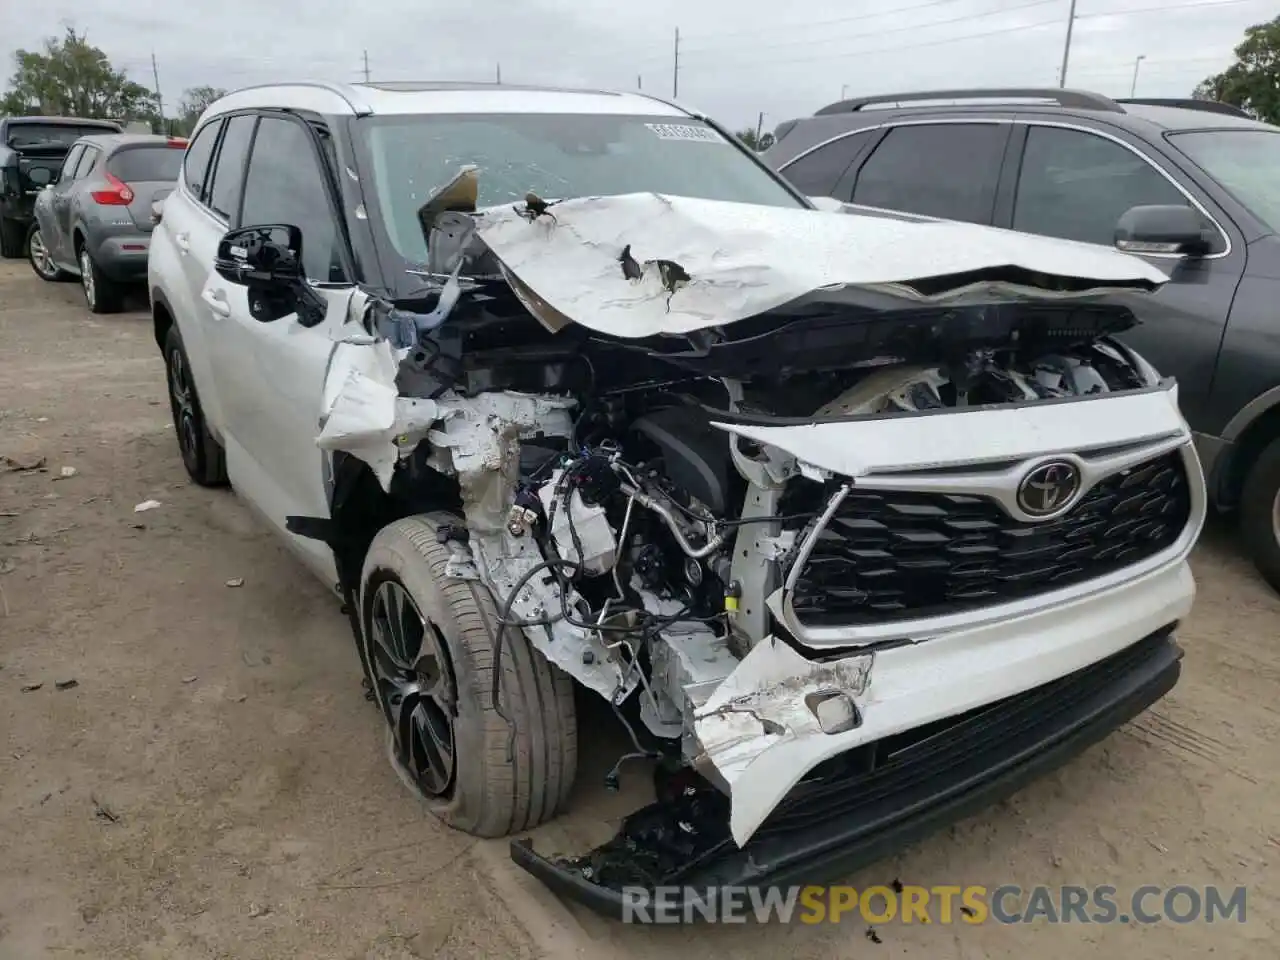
[1130,54,1146,97]
[672,28,680,98]
[1058,0,1077,88]
[755,111,765,146]
[841,83,849,100]
[637,74,643,90]
[496,62,502,84]
[362,50,371,82]
[151,52,165,134]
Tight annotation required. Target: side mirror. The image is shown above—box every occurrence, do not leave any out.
[27,166,52,186]
[214,224,325,326]
[1115,204,1212,257]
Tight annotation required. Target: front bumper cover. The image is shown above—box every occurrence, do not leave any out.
[510,626,1182,921]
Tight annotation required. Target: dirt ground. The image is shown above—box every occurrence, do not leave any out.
[0,257,1277,959]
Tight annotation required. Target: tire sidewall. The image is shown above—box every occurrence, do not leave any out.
[1241,438,1280,593]
[359,532,490,826]
[163,325,208,482]
[26,224,58,280]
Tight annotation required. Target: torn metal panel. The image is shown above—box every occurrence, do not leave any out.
[472,192,1169,339]
[691,638,874,846]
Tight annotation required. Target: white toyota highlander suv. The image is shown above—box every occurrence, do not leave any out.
[148,80,1204,917]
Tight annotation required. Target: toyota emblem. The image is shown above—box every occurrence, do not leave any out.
[1016,460,1082,517]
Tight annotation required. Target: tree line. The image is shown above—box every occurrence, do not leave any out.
[0,28,225,135]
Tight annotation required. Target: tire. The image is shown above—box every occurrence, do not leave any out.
[77,243,123,314]
[163,324,228,487]
[27,223,68,281]
[1240,436,1280,594]
[0,218,25,258]
[360,513,578,837]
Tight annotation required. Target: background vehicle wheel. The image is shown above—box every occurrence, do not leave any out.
[1240,436,1280,594]
[78,245,123,313]
[27,224,67,281]
[163,324,228,487]
[360,513,578,837]
[0,218,25,258]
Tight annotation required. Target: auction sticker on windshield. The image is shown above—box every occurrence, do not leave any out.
[644,123,725,143]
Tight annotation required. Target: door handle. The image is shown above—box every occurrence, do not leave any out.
[201,288,231,318]
[175,232,190,255]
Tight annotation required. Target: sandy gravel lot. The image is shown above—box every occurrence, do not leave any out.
[1,258,1277,959]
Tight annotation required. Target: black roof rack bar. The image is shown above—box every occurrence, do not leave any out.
[1114,97,1252,119]
[815,88,1125,116]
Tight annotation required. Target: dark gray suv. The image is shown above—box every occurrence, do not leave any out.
[766,87,1280,592]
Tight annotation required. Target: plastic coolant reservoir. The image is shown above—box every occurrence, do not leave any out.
[538,478,618,575]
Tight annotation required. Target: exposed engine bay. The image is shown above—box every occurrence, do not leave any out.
[317,187,1190,894]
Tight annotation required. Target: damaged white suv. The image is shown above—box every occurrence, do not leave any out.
[149,81,1204,915]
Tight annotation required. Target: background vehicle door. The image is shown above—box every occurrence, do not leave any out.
[44,142,84,263]
[201,113,355,582]
[998,121,1245,431]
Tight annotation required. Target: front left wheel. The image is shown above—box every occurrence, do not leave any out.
[1240,435,1280,594]
[360,513,578,837]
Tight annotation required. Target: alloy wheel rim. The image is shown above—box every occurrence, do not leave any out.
[167,348,199,470]
[1272,488,1280,550]
[79,251,95,307]
[30,230,54,277]
[369,579,457,798]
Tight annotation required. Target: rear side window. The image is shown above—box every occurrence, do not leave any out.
[852,123,1007,224]
[108,145,184,183]
[73,147,101,179]
[780,130,876,200]
[207,115,257,221]
[1014,126,1194,247]
[182,120,222,202]
[5,124,107,147]
[58,144,85,184]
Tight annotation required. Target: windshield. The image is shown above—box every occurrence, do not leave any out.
[107,145,184,182]
[360,112,802,264]
[1169,128,1280,232]
[6,123,108,148]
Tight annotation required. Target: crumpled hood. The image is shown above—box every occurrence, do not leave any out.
[471,192,1169,339]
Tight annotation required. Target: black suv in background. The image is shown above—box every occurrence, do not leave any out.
[0,115,123,257]
[766,88,1280,592]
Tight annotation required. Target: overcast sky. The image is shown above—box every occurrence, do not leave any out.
[0,0,1272,131]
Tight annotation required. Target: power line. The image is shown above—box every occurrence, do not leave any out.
[681,16,1064,75]
[1076,0,1268,18]
[679,0,1060,58]
[684,0,971,44]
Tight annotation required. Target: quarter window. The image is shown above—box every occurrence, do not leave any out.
[240,116,345,283]
[1013,126,1196,247]
[207,115,256,222]
[852,123,1007,224]
[58,145,84,184]
[73,147,100,179]
[781,130,876,200]
[182,120,222,203]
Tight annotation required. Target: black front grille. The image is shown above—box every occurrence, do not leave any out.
[790,450,1191,626]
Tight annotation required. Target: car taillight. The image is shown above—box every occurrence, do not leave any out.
[167,137,188,148]
[91,172,134,205]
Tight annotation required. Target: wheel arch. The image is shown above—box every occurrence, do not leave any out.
[1219,393,1280,508]
[151,287,175,351]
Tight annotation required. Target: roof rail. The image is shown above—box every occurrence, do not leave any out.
[815,88,1124,115]
[1114,97,1252,119]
